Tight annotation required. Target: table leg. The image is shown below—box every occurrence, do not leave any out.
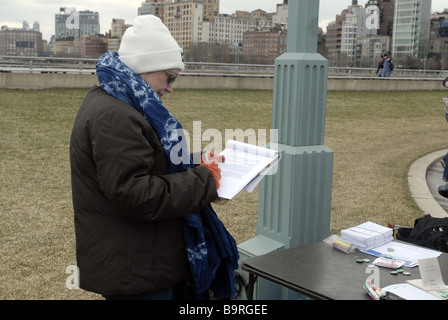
[247,274,257,300]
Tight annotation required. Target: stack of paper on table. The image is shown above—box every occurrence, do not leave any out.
[342,222,442,267]
[341,221,394,251]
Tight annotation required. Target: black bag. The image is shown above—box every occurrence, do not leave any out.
[396,215,448,253]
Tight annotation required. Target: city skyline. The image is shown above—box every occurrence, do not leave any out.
[0,0,447,42]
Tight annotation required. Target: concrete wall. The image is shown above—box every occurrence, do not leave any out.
[327,78,446,91]
[0,73,99,89]
[0,72,446,91]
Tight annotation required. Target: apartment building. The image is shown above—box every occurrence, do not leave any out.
[0,27,43,56]
[110,19,132,39]
[161,0,274,50]
[164,1,205,48]
[327,0,395,66]
[366,0,395,36]
[341,4,378,63]
[201,14,272,45]
[243,28,286,64]
[392,0,432,59]
[356,35,391,66]
[139,0,165,17]
[428,9,448,69]
[74,36,108,58]
[163,0,218,22]
[326,10,348,60]
[109,19,132,52]
[272,2,288,27]
[55,8,100,40]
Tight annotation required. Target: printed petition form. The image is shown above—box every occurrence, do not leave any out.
[217,140,281,200]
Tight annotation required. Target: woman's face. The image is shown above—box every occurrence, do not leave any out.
[141,69,180,98]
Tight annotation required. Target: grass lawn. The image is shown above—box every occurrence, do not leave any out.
[0,87,447,299]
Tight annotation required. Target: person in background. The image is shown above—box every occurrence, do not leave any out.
[70,15,239,300]
[438,76,448,198]
[376,55,384,78]
[382,53,392,78]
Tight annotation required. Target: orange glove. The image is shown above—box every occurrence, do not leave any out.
[200,152,225,165]
[201,153,223,189]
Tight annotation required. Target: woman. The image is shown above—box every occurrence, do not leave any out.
[70,15,239,300]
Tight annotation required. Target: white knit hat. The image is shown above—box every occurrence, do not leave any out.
[118,15,184,74]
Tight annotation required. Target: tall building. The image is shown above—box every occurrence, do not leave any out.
[201,13,272,45]
[243,28,286,64]
[161,0,221,48]
[326,9,349,61]
[430,9,448,37]
[356,35,391,66]
[55,7,100,40]
[341,4,377,63]
[74,36,108,58]
[33,21,40,32]
[0,27,43,56]
[141,0,283,62]
[428,9,448,69]
[391,0,432,59]
[366,0,395,36]
[204,0,220,19]
[138,0,165,17]
[110,19,132,39]
[272,1,288,27]
[163,0,218,22]
[109,19,132,52]
[163,1,205,48]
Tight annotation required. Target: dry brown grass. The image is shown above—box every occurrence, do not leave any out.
[325,91,447,231]
[0,88,447,299]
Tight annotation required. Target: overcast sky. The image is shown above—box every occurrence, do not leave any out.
[0,0,447,41]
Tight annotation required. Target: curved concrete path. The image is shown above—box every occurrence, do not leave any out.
[408,149,448,218]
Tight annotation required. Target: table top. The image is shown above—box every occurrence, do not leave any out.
[241,240,448,300]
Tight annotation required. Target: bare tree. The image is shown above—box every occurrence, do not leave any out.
[185,43,232,63]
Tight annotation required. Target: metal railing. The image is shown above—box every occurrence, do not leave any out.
[0,55,97,74]
[1,55,447,79]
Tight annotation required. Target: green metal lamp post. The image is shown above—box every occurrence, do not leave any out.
[238,0,334,300]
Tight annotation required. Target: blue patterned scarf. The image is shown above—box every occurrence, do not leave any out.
[96,52,239,299]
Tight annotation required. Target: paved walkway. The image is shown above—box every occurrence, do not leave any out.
[409,149,448,218]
